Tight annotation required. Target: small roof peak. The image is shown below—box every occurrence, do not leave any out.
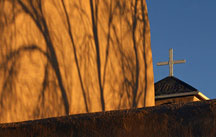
[155,76,197,96]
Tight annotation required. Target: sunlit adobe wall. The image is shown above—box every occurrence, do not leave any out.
[0,0,154,123]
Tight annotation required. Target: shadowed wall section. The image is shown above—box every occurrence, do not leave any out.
[0,0,154,123]
[1,100,216,137]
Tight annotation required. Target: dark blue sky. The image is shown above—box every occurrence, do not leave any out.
[147,0,216,99]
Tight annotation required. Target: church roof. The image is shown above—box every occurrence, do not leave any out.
[155,76,198,96]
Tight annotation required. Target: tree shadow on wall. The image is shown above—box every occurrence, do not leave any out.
[0,0,150,121]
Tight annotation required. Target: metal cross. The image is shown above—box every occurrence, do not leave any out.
[157,48,186,76]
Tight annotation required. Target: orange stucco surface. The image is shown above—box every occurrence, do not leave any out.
[155,96,201,106]
[0,0,154,123]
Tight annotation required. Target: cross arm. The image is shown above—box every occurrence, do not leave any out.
[157,61,169,66]
[173,60,186,64]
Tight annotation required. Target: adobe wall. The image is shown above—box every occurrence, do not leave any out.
[1,99,216,137]
[0,0,154,123]
[155,95,196,105]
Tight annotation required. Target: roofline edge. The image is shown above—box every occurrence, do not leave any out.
[155,91,209,100]
[197,91,209,100]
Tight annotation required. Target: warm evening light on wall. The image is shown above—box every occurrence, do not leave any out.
[0,0,154,123]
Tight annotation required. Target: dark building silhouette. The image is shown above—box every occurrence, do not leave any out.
[155,76,209,105]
